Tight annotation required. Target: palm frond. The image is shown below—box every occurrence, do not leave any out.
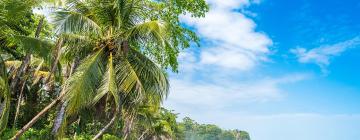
[31,60,46,85]
[54,10,101,35]
[93,52,119,109]
[61,33,96,62]
[126,20,168,45]
[125,20,179,71]
[63,49,106,115]
[116,56,145,102]
[45,0,67,7]
[129,48,169,101]
[113,0,143,29]
[61,33,93,45]
[12,35,54,59]
[30,57,49,68]
[0,0,39,28]
[116,47,169,104]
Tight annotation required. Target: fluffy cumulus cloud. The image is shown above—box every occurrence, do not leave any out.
[181,0,272,70]
[165,1,311,138]
[165,73,309,110]
[166,0,286,109]
[291,36,360,73]
[163,1,360,140]
[165,0,309,121]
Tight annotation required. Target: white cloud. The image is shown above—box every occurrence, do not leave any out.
[181,0,272,71]
[207,0,251,9]
[165,73,310,111]
[163,2,360,140]
[165,0,308,132]
[291,36,360,73]
[167,0,306,108]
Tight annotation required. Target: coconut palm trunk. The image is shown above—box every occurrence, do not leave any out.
[92,112,118,140]
[0,57,11,133]
[12,80,27,128]
[11,93,65,140]
[10,16,44,94]
[0,94,10,134]
[122,116,135,140]
[52,58,78,135]
[10,55,30,92]
[0,102,5,116]
[14,17,48,123]
[51,101,67,134]
[138,129,149,140]
[44,37,64,84]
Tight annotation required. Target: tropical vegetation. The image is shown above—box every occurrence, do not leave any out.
[0,0,250,139]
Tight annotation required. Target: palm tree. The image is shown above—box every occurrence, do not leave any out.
[119,85,165,139]
[12,0,208,139]
[0,0,57,133]
[136,107,178,140]
[0,0,51,93]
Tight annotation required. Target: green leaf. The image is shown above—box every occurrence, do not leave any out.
[93,52,119,109]
[12,35,54,59]
[54,10,101,35]
[126,20,168,46]
[64,49,106,115]
[116,48,169,104]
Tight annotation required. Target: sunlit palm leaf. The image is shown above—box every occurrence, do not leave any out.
[54,10,101,35]
[116,55,145,101]
[61,33,96,62]
[93,52,119,108]
[125,20,179,71]
[116,48,169,103]
[63,49,106,115]
[128,48,169,100]
[113,0,144,29]
[126,20,168,45]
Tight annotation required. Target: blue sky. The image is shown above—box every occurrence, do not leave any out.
[163,0,360,140]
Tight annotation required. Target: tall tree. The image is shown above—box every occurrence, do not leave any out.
[0,0,55,134]
[12,0,208,139]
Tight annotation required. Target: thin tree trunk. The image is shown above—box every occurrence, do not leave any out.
[11,93,65,140]
[10,54,30,93]
[51,101,67,134]
[34,17,45,38]
[0,101,5,115]
[10,16,44,94]
[13,80,27,128]
[92,97,122,140]
[44,37,63,84]
[138,129,149,140]
[122,115,134,140]
[92,113,118,140]
[51,58,78,135]
[0,94,10,133]
[0,98,6,120]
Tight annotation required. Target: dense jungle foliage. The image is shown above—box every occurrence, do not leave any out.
[0,0,250,139]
